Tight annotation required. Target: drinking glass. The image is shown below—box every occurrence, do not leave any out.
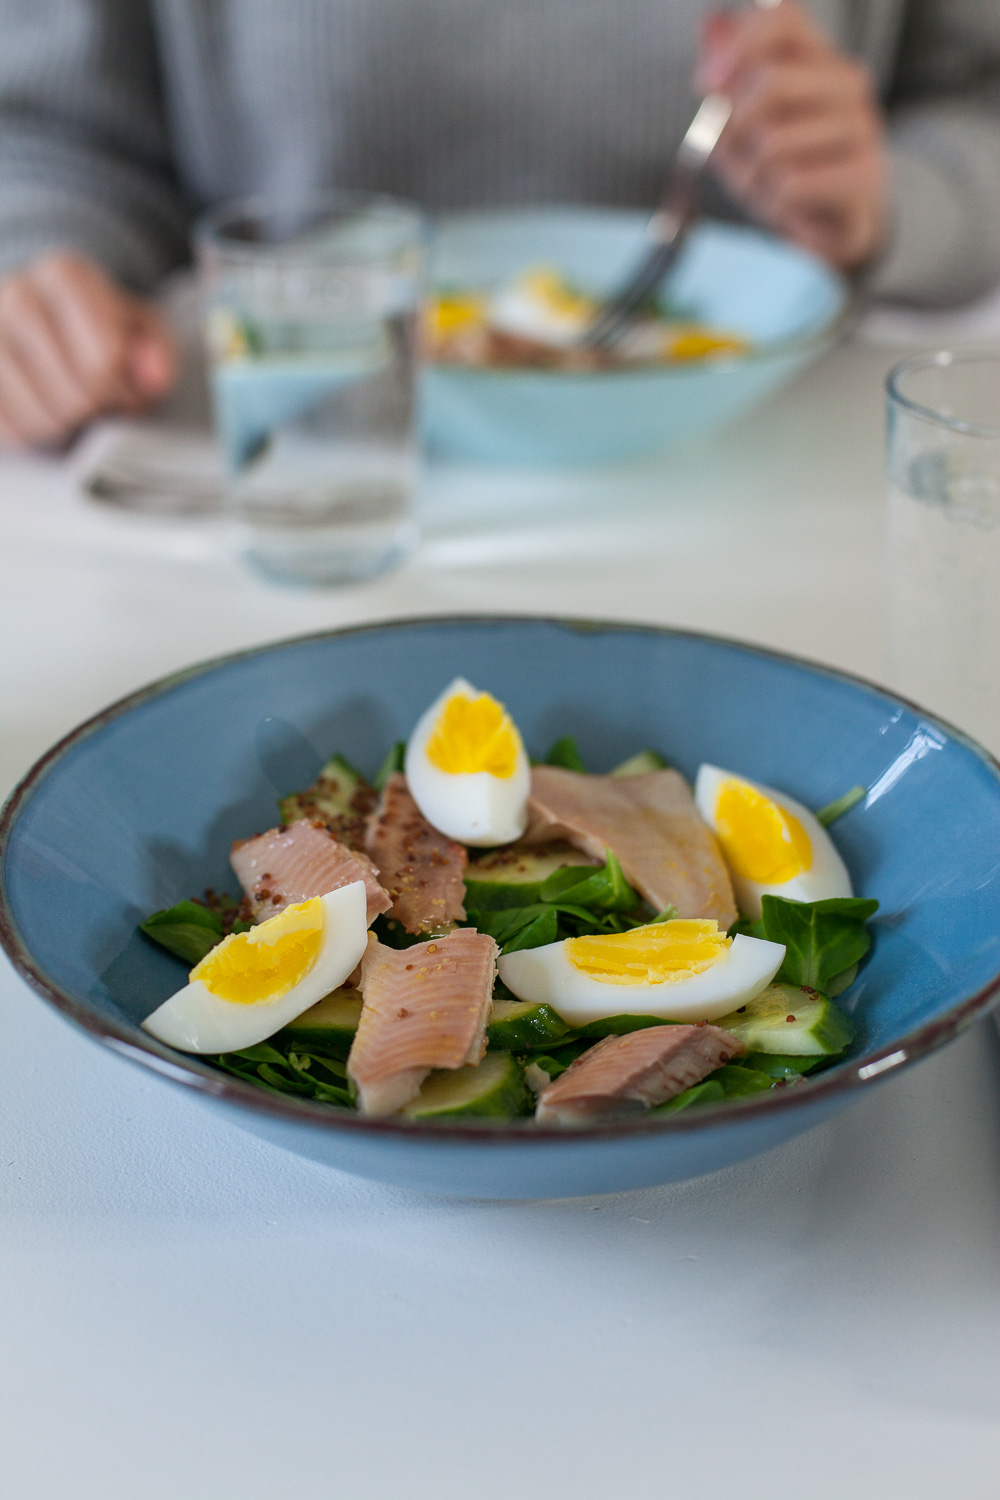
[196,192,424,585]
[886,350,1000,752]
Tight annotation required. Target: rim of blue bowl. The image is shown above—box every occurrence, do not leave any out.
[2,614,998,1148]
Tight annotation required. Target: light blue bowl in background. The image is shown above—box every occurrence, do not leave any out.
[3,618,1000,1200]
[423,207,849,465]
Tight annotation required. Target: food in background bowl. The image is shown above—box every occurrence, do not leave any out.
[423,209,849,464]
[427,267,748,372]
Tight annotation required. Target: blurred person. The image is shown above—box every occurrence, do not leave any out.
[0,0,996,448]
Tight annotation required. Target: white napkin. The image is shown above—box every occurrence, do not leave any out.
[69,271,225,513]
[72,420,225,513]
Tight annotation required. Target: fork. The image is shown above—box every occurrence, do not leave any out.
[579,0,781,351]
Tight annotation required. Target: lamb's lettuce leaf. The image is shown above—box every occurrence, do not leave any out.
[214,1043,354,1107]
[743,894,879,995]
[140,900,229,965]
[543,736,586,772]
[466,849,664,953]
[373,741,406,791]
[539,849,637,911]
[654,1079,726,1113]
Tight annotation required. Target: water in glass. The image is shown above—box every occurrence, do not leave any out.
[198,195,423,586]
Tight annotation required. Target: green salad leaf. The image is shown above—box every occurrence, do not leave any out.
[473,904,560,953]
[574,1013,675,1039]
[371,913,435,950]
[214,1043,354,1106]
[374,741,406,791]
[815,784,866,827]
[140,900,227,965]
[710,1064,776,1098]
[543,735,586,772]
[466,848,660,953]
[742,1051,824,1079]
[824,962,858,998]
[654,1062,779,1115]
[655,1079,726,1113]
[524,1038,594,1080]
[538,849,637,911]
[747,894,879,995]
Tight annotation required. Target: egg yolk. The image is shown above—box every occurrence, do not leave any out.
[565,920,730,986]
[428,294,486,337]
[520,269,595,324]
[190,898,324,1004]
[713,778,813,884]
[666,327,748,362]
[426,691,520,778]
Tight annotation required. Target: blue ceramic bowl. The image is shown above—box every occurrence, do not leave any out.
[422,208,849,465]
[3,617,999,1199]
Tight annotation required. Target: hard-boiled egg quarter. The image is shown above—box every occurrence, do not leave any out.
[404,677,530,846]
[142,882,369,1053]
[497,919,785,1027]
[489,268,597,349]
[694,765,852,921]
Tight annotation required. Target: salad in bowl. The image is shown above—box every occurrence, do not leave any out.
[6,616,997,1198]
[139,677,875,1127]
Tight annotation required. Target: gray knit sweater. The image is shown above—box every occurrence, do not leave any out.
[0,0,998,306]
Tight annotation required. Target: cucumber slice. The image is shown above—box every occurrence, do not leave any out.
[654,1079,726,1113]
[487,998,571,1050]
[610,749,667,777]
[465,841,599,910]
[274,987,363,1060]
[400,1053,529,1121]
[279,754,372,826]
[716,982,854,1056]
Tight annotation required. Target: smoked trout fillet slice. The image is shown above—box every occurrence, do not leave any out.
[365,773,467,934]
[535,1023,744,1125]
[525,766,737,929]
[348,928,498,1116]
[231,819,391,925]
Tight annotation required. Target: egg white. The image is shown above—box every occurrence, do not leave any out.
[404,676,530,847]
[141,882,369,1054]
[694,764,853,921]
[497,931,785,1027]
[489,275,592,349]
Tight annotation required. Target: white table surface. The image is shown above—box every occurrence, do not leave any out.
[3,336,1000,1499]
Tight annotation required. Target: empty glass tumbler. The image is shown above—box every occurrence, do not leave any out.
[196,193,424,585]
[886,350,1000,753]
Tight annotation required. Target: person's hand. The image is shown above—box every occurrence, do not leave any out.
[697,2,888,271]
[0,251,177,448]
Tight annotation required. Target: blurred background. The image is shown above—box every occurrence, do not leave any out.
[1,0,999,464]
[6,9,1000,1500]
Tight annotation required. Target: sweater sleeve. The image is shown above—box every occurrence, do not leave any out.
[0,0,192,292]
[870,0,1000,307]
